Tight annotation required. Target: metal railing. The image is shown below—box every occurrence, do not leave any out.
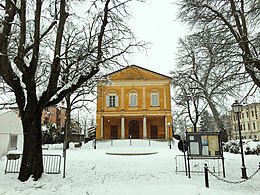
[5,154,61,174]
[43,154,61,174]
[175,155,223,174]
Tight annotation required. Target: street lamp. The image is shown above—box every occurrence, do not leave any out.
[167,122,171,149]
[232,100,248,179]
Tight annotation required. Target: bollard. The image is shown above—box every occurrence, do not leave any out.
[94,139,96,149]
[130,135,132,146]
[204,163,209,188]
[111,139,113,146]
[149,137,151,146]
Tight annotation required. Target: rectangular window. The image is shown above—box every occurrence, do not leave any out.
[109,95,116,107]
[252,110,254,117]
[106,95,118,107]
[9,135,18,150]
[253,122,256,130]
[129,93,138,107]
[246,112,248,117]
[151,93,159,106]
[248,123,250,130]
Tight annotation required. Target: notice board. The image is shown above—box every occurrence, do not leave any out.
[186,132,222,158]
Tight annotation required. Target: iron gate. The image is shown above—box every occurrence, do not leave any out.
[5,154,61,174]
[175,155,223,174]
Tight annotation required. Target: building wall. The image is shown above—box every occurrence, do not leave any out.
[0,110,23,157]
[96,65,172,140]
[42,105,66,128]
[231,103,260,140]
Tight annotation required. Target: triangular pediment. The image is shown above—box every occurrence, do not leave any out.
[107,65,171,81]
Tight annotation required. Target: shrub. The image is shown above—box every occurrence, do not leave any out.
[244,141,260,155]
[256,144,260,155]
[223,140,239,153]
[229,144,240,153]
[245,145,255,155]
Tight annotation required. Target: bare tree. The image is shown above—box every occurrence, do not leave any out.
[177,0,260,87]
[0,0,144,181]
[172,70,208,132]
[172,29,252,139]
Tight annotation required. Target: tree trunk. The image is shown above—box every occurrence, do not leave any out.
[18,113,43,182]
[206,98,228,142]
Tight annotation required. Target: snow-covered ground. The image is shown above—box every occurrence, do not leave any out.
[0,139,260,195]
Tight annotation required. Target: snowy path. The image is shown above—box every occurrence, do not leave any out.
[0,140,260,195]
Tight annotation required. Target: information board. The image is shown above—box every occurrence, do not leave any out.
[186,132,222,158]
[185,131,225,179]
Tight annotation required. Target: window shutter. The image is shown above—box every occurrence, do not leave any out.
[134,94,137,106]
[115,95,119,107]
[106,96,109,107]
[130,94,133,106]
[156,94,159,106]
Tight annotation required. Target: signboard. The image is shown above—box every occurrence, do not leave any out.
[185,131,225,179]
[186,132,222,158]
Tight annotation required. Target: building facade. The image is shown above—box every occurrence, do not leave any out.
[42,103,66,129]
[231,103,260,141]
[96,65,172,140]
[0,110,23,157]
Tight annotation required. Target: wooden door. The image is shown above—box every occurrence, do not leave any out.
[129,120,139,139]
[110,126,118,139]
[150,125,158,139]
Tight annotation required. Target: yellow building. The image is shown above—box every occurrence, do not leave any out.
[96,65,172,140]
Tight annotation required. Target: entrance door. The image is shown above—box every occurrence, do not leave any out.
[150,125,158,139]
[110,126,118,139]
[129,120,139,139]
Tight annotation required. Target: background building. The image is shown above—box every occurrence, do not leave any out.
[42,102,66,129]
[231,103,260,141]
[96,65,172,140]
[0,109,23,157]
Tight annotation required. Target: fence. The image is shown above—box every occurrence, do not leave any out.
[5,154,61,174]
[175,155,223,175]
[204,162,260,188]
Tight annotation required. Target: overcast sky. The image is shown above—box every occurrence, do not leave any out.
[128,0,188,76]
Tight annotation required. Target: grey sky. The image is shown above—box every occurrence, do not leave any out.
[129,0,188,76]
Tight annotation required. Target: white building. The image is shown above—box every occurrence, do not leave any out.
[0,109,23,157]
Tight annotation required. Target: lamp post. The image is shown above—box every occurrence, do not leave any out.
[167,122,171,149]
[232,100,248,179]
